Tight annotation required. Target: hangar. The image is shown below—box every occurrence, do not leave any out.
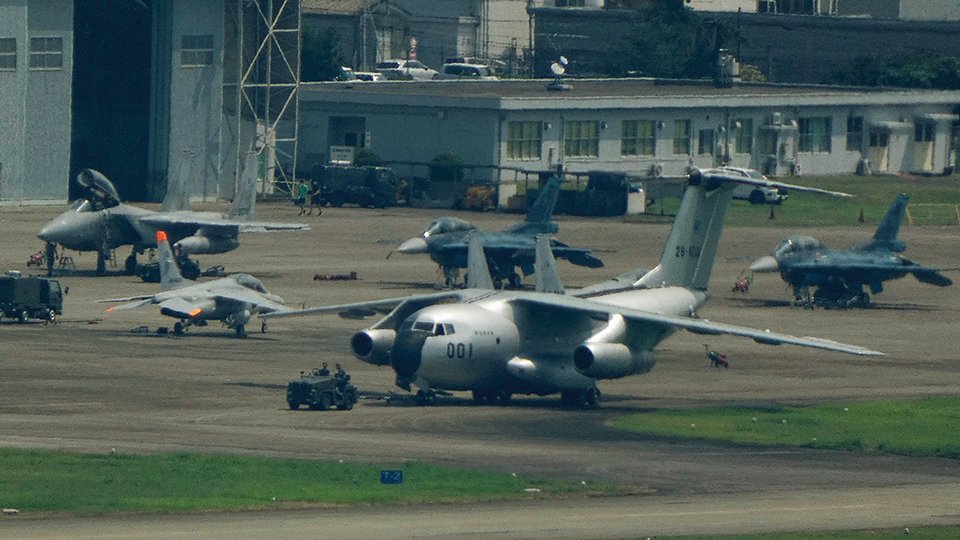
[0,0,300,204]
[298,78,960,206]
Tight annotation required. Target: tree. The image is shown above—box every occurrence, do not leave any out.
[301,27,346,82]
[428,152,465,183]
[826,53,960,89]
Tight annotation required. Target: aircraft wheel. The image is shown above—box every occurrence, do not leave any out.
[124,253,137,275]
[288,400,300,410]
[236,325,248,338]
[496,391,512,405]
[18,309,29,323]
[173,322,185,335]
[584,387,601,408]
[261,320,267,333]
[471,390,486,404]
[96,253,107,276]
[416,390,436,406]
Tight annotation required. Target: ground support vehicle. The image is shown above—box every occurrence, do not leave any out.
[312,165,402,208]
[0,274,63,322]
[287,369,358,411]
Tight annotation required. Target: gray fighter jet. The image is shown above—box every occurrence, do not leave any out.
[38,153,306,276]
[749,194,953,308]
[98,230,289,337]
[264,169,880,407]
[395,175,603,288]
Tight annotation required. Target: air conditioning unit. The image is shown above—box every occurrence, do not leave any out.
[768,112,783,127]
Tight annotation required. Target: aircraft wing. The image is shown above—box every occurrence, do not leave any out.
[788,260,953,286]
[435,240,604,268]
[140,214,307,236]
[507,294,883,356]
[261,290,488,320]
[100,297,155,312]
[699,169,854,199]
[212,288,290,313]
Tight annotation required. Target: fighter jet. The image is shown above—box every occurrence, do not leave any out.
[749,194,953,308]
[395,175,603,288]
[98,230,289,337]
[264,169,880,407]
[38,153,306,276]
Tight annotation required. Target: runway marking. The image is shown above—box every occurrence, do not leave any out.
[625,503,872,518]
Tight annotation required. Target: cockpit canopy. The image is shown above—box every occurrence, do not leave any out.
[773,235,824,259]
[423,217,476,238]
[75,169,121,210]
[232,273,269,294]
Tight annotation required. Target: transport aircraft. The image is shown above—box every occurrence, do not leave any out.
[749,194,952,307]
[264,169,881,407]
[38,153,306,276]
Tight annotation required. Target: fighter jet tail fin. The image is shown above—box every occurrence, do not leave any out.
[505,175,561,236]
[161,149,194,212]
[466,232,496,290]
[534,235,565,294]
[634,172,733,291]
[228,151,259,221]
[858,194,908,252]
[156,230,193,291]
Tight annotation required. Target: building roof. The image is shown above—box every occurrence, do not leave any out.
[300,78,960,111]
[301,0,365,16]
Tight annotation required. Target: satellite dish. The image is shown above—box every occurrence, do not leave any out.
[547,55,571,92]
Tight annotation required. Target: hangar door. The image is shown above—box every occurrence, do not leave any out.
[70,0,158,202]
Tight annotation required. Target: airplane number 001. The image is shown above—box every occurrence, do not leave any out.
[447,342,473,359]
[675,245,701,258]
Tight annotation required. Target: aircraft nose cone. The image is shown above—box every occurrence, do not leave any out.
[397,237,428,254]
[749,255,780,273]
[38,218,71,244]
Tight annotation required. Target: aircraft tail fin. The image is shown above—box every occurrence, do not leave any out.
[228,151,259,221]
[534,235,565,294]
[858,194,908,252]
[156,230,192,291]
[161,149,194,212]
[504,175,561,235]
[634,173,733,290]
[466,232,495,289]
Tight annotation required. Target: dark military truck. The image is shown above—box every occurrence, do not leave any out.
[0,274,63,322]
[312,165,402,208]
[287,368,358,411]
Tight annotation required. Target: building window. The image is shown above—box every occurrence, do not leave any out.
[0,38,16,71]
[29,37,62,70]
[798,117,832,153]
[181,34,214,67]
[555,0,586,6]
[915,122,934,143]
[733,118,753,154]
[846,116,863,151]
[506,121,542,160]
[698,129,714,156]
[673,119,691,155]
[564,120,599,158]
[622,120,656,156]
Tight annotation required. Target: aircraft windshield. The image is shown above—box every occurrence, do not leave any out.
[70,199,93,212]
[411,319,456,336]
[774,235,823,258]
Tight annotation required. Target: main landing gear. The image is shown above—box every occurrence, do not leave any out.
[560,387,601,409]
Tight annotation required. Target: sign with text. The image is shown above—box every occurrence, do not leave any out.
[329,145,355,165]
[380,469,404,485]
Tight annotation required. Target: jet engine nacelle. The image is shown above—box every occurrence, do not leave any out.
[351,329,396,366]
[175,235,239,255]
[572,343,656,380]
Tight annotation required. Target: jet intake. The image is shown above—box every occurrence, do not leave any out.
[350,329,396,366]
[573,343,655,379]
[175,235,239,255]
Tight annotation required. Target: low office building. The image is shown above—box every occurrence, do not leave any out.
[299,78,960,206]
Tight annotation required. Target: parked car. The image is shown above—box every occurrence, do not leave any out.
[374,59,438,80]
[716,166,788,205]
[334,67,357,81]
[354,71,384,82]
[439,62,498,80]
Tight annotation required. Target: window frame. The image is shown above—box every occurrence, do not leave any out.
[798,116,833,153]
[697,128,715,156]
[0,38,16,71]
[846,116,863,151]
[180,34,214,68]
[621,119,656,157]
[563,120,600,158]
[506,121,543,161]
[733,118,753,155]
[29,37,62,71]
[673,119,692,155]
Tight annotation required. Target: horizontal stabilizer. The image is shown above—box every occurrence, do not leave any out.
[913,269,953,287]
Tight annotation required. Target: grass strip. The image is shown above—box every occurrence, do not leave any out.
[667,525,960,539]
[0,448,615,515]
[611,397,960,458]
